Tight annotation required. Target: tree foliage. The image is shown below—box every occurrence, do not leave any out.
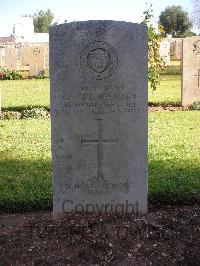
[141,5,165,91]
[180,31,197,38]
[159,5,192,37]
[32,9,54,33]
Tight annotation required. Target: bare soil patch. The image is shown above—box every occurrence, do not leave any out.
[0,204,200,265]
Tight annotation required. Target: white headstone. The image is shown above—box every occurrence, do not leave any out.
[5,46,19,70]
[29,46,46,76]
[159,40,170,65]
[0,48,6,68]
[182,37,200,106]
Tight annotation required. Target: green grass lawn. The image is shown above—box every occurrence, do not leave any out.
[0,74,181,111]
[0,79,50,111]
[0,71,199,212]
[149,111,200,202]
[0,119,51,211]
[0,111,199,212]
[148,75,181,106]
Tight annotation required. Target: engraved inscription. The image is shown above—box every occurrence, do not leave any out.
[80,41,118,80]
[33,47,40,55]
[81,118,118,181]
[61,180,134,195]
[54,84,137,115]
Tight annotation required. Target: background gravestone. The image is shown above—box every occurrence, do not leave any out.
[29,46,46,76]
[20,46,30,68]
[0,48,6,68]
[170,39,182,61]
[159,40,170,65]
[16,46,27,70]
[44,46,49,70]
[5,46,19,70]
[182,37,200,106]
[50,21,148,218]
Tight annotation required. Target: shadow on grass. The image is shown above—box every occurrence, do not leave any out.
[2,103,185,111]
[149,159,200,204]
[0,158,52,214]
[1,105,50,112]
[148,102,182,107]
[0,158,199,213]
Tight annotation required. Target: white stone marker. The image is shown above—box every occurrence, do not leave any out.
[5,47,19,70]
[29,46,46,76]
[159,40,170,66]
[182,37,200,106]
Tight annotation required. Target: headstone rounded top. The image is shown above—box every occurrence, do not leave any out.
[50,20,147,32]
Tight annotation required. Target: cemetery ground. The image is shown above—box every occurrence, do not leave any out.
[0,69,200,265]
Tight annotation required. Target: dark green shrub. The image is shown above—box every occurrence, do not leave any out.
[35,70,49,79]
[0,108,49,120]
[0,68,23,80]
[0,111,21,120]
[160,65,181,75]
[190,101,200,110]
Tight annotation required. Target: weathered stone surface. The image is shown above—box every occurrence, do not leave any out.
[50,21,148,217]
[182,37,200,106]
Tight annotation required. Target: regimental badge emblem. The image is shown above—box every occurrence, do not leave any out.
[193,40,200,55]
[80,41,118,80]
[33,47,40,56]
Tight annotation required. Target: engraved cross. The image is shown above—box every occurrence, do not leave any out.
[81,118,118,180]
[194,69,200,87]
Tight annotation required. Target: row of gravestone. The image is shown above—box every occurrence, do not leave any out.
[0,39,180,76]
[159,38,183,65]
[159,38,187,65]
[159,37,200,106]
[0,38,184,76]
[50,21,200,218]
[0,45,49,76]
